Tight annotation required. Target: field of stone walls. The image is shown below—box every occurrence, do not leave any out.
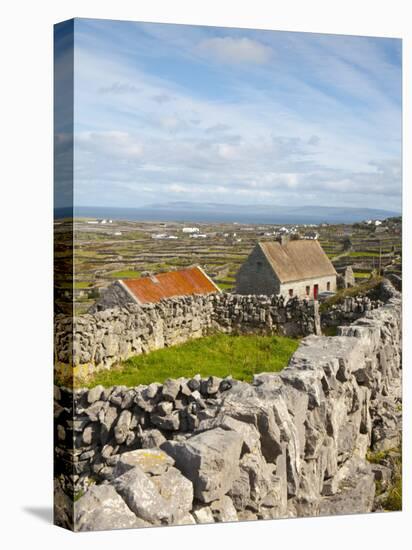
[54,280,402,530]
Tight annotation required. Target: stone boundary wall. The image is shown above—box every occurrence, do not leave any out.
[320,295,384,328]
[54,293,319,378]
[54,282,402,530]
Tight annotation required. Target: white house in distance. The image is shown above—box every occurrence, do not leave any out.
[235,237,337,300]
[182,227,199,234]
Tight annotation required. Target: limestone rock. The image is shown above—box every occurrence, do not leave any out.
[87,385,104,404]
[151,410,180,431]
[205,376,222,395]
[192,505,215,524]
[54,478,73,530]
[162,379,181,401]
[114,410,132,444]
[151,466,194,516]
[112,465,176,524]
[113,448,174,477]
[162,427,243,503]
[82,424,98,446]
[370,463,392,485]
[174,513,196,525]
[217,383,283,463]
[229,452,273,512]
[319,458,375,516]
[140,428,167,449]
[210,415,261,455]
[75,484,146,531]
[210,496,238,522]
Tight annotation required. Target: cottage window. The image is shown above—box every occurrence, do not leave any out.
[327,281,331,291]
[256,261,262,270]
[289,289,293,297]
[306,285,310,296]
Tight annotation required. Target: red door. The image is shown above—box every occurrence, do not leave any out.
[314,284,319,300]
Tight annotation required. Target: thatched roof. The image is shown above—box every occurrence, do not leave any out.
[258,240,337,284]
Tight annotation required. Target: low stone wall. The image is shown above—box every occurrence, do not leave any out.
[55,293,319,379]
[321,295,384,328]
[54,283,402,530]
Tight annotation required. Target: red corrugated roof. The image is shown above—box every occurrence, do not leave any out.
[121,266,220,304]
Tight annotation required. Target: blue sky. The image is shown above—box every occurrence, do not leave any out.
[66,18,401,211]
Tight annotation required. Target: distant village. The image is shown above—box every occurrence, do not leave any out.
[84,217,398,243]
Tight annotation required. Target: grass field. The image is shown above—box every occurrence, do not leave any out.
[349,251,381,257]
[109,269,141,278]
[57,281,92,289]
[84,333,300,387]
[354,272,371,279]
[216,282,233,290]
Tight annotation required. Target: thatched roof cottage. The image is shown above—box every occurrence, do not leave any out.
[235,237,337,300]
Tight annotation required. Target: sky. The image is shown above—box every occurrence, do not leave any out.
[62,18,402,211]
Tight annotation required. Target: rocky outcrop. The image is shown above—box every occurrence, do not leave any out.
[54,282,401,531]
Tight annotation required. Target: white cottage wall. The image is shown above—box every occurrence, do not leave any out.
[279,275,337,300]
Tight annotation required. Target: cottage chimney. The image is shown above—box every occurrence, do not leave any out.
[280,234,290,246]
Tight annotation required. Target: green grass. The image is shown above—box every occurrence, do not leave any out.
[117,230,147,240]
[109,269,141,278]
[354,272,371,279]
[84,333,300,388]
[384,473,402,511]
[367,449,390,464]
[57,281,92,289]
[367,447,402,511]
[74,281,92,289]
[349,251,380,257]
[216,282,233,290]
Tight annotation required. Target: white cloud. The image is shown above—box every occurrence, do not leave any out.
[198,37,272,65]
[152,93,173,104]
[217,143,239,160]
[76,131,143,159]
[168,184,186,193]
[159,115,187,132]
[72,24,401,211]
[205,123,231,134]
[98,82,141,95]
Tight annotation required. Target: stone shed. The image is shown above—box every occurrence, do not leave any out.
[235,237,337,300]
[92,266,221,311]
[336,266,355,289]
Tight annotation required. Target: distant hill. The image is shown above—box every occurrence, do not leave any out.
[56,202,400,225]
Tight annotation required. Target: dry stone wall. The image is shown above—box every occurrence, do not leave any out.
[54,281,402,530]
[55,293,319,377]
[321,295,384,328]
